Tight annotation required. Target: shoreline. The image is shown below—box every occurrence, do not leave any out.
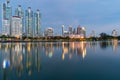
[0,39,119,43]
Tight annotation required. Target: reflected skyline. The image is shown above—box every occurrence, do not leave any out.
[0,41,120,80]
[0,43,41,80]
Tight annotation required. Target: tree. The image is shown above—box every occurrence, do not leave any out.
[99,33,109,40]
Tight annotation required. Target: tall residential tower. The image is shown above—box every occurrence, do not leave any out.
[11,16,22,38]
[15,5,24,35]
[34,9,41,37]
[25,7,33,37]
[2,0,12,36]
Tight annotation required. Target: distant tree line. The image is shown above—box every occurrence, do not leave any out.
[0,32,120,41]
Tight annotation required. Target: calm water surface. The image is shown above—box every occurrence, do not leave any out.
[0,40,120,80]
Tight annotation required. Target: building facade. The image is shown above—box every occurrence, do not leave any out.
[44,28,54,37]
[69,26,73,34]
[2,19,10,35]
[77,25,82,34]
[34,9,41,37]
[77,26,86,38]
[25,7,33,37]
[15,5,24,34]
[2,0,12,36]
[112,29,118,37]
[11,16,22,38]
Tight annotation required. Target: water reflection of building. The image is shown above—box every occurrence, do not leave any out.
[76,42,86,58]
[25,43,41,75]
[62,42,87,60]
[44,42,54,58]
[41,42,87,60]
[62,42,69,60]
[112,39,118,52]
[88,41,97,52]
[1,41,119,79]
[0,43,41,79]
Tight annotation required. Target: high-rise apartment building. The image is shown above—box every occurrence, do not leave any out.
[34,9,41,37]
[69,26,73,34]
[15,5,24,18]
[2,0,12,36]
[11,16,22,38]
[2,19,10,35]
[77,25,86,38]
[25,7,33,37]
[15,5,24,34]
[81,27,86,38]
[77,25,82,34]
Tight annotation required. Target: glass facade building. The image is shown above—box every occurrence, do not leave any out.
[34,9,41,37]
[2,0,12,36]
[15,5,24,34]
[25,7,33,37]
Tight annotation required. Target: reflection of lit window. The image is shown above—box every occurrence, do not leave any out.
[62,42,69,60]
[62,54,65,60]
[23,47,25,54]
[69,54,72,59]
[113,39,118,52]
[2,59,10,69]
[82,48,86,59]
[48,52,53,58]
[15,44,20,52]
[27,43,31,52]
[63,47,68,54]
[70,42,75,50]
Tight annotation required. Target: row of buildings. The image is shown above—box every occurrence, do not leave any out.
[2,0,86,38]
[2,0,41,38]
[62,25,86,38]
[44,25,86,38]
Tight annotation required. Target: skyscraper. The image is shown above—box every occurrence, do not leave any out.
[34,9,41,37]
[2,19,10,35]
[68,26,73,34]
[81,27,86,38]
[15,5,24,18]
[77,25,86,38]
[15,5,24,35]
[2,0,12,36]
[25,7,33,37]
[73,28,76,34]
[77,25,82,34]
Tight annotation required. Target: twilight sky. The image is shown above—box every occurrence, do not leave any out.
[0,0,120,36]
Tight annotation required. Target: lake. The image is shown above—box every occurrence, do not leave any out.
[0,40,120,80]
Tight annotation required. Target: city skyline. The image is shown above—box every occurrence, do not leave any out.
[1,0,41,37]
[0,0,120,36]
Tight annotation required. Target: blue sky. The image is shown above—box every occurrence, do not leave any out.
[0,0,120,36]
